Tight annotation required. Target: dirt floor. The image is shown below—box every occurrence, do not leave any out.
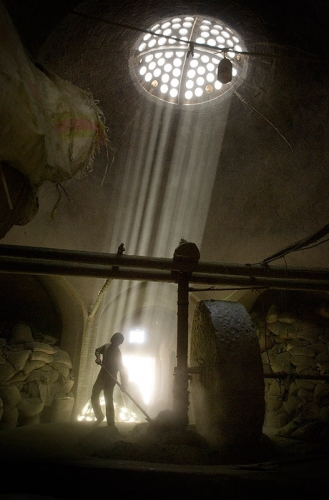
[1,421,329,499]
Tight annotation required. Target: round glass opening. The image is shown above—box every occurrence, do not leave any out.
[130,15,247,106]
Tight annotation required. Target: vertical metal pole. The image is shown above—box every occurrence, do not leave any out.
[172,271,190,428]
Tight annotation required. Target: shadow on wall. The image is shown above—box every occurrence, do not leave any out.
[0,273,62,340]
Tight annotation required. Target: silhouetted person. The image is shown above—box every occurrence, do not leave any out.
[91,332,128,426]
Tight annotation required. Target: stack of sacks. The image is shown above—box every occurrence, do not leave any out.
[0,321,74,429]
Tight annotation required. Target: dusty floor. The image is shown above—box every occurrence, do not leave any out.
[0,421,329,499]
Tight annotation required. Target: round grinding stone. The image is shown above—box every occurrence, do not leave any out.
[190,300,265,449]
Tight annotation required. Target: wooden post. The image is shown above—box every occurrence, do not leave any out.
[171,241,200,428]
[172,271,190,427]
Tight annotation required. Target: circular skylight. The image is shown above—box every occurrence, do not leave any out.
[130,15,247,106]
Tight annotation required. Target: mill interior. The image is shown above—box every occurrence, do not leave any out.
[1,0,329,497]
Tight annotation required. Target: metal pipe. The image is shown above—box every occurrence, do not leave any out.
[1,244,329,281]
[1,246,329,290]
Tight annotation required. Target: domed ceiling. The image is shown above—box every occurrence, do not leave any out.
[2,0,328,267]
[1,0,329,342]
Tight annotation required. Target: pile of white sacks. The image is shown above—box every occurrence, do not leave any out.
[0,321,74,429]
[252,301,329,443]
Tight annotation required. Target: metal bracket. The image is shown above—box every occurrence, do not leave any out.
[187,358,205,386]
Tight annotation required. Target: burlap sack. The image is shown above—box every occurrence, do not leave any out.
[0,2,107,187]
[0,384,21,411]
[23,359,45,375]
[9,322,33,344]
[49,396,74,423]
[50,361,70,379]
[0,363,15,382]
[25,342,57,355]
[52,350,72,369]
[18,396,44,417]
[29,351,53,364]
[6,349,32,371]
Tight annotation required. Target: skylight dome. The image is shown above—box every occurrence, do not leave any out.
[130,15,247,106]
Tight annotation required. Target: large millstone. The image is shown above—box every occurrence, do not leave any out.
[190,300,265,450]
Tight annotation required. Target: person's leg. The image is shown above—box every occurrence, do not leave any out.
[91,374,105,422]
[103,381,116,426]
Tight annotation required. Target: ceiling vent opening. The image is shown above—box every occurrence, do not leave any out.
[130,15,248,107]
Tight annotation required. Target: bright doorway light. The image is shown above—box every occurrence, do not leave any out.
[129,329,145,343]
[77,396,139,422]
[123,355,155,405]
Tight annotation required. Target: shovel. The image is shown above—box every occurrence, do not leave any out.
[101,363,153,423]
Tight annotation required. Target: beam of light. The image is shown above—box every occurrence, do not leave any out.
[104,96,231,260]
[96,91,233,407]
